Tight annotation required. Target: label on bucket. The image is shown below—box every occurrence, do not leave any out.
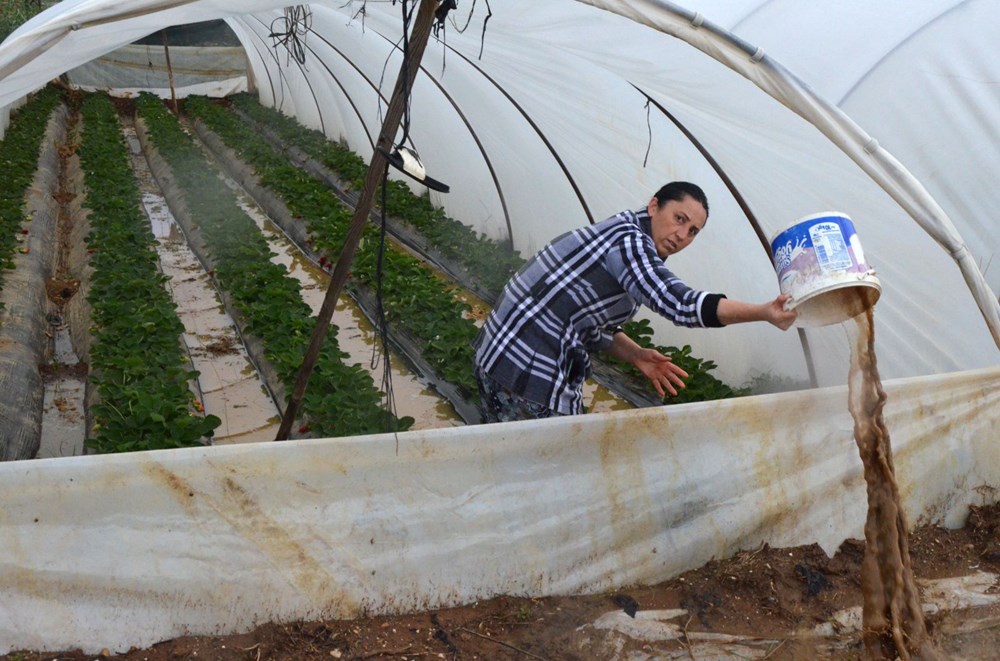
[810,221,852,272]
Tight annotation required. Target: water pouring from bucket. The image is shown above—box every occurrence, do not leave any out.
[770,212,881,327]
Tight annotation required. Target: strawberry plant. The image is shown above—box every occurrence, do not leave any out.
[0,86,61,297]
[135,93,410,436]
[612,318,750,404]
[183,95,480,397]
[78,93,221,451]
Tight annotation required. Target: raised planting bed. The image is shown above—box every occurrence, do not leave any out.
[0,86,65,459]
[78,93,221,452]
[134,93,410,438]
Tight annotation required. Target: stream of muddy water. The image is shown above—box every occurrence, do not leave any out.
[849,306,943,660]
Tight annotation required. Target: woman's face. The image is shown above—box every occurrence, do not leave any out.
[647,194,708,259]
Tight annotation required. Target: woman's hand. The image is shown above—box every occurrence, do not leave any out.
[633,347,688,398]
[607,331,688,398]
[766,294,798,330]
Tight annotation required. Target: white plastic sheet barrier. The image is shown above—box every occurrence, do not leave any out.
[64,44,248,99]
[0,366,997,654]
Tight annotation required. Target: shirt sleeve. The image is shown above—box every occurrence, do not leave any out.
[607,228,727,328]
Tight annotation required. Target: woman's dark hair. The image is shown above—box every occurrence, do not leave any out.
[653,181,709,219]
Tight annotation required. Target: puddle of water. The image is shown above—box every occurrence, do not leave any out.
[37,316,87,458]
[127,127,281,444]
[584,380,635,414]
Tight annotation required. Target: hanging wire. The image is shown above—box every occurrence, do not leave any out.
[431,0,455,71]
[447,0,492,58]
[371,0,418,435]
[398,0,414,147]
[432,0,456,38]
[643,98,653,167]
[345,0,368,32]
[376,0,415,147]
[269,5,313,67]
[373,162,399,435]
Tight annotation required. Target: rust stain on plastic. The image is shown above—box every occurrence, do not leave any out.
[597,414,655,573]
[143,462,359,611]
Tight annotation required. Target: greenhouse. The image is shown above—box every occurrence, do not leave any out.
[0,0,997,657]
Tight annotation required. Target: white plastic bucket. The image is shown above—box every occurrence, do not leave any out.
[770,212,881,327]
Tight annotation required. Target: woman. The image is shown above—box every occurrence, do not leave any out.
[473,181,797,423]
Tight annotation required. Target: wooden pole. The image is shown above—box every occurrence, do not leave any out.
[276,0,441,440]
[161,30,179,114]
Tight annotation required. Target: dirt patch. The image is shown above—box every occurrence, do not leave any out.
[38,360,88,381]
[44,277,79,304]
[203,334,240,356]
[4,503,998,660]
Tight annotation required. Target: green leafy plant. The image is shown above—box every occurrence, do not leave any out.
[183,95,481,397]
[78,93,221,452]
[615,318,751,405]
[0,86,61,300]
[0,0,45,42]
[135,93,409,437]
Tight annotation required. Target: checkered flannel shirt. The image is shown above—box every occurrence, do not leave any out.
[473,207,725,415]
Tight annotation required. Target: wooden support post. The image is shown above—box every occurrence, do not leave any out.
[162,30,179,114]
[276,0,441,440]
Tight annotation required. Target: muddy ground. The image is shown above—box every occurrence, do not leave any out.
[4,503,998,661]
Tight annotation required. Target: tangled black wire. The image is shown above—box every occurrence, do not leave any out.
[269,5,313,66]
[442,0,492,58]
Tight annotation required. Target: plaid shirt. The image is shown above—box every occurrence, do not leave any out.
[473,208,725,415]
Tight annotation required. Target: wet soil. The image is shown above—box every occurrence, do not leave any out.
[5,503,998,661]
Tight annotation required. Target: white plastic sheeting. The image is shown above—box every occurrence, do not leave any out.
[0,1,998,389]
[0,366,997,654]
[64,44,248,99]
[1,4,999,651]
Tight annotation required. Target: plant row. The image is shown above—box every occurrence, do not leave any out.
[134,92,410,437]
[78,93,222,452]
[0,0,42,42]
[0,86,61,301]
[228,93,524,297]
[182,95,480,396]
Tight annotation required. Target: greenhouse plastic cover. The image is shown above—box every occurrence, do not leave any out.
[1,366,997,654]
[0,0,999,653]
[1,0,998,389]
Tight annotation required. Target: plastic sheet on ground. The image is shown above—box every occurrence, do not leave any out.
[0,366,996,654]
